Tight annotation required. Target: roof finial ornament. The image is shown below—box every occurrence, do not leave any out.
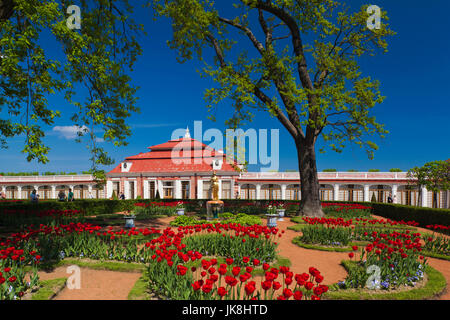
[184,126,191,139]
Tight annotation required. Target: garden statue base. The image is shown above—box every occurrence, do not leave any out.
[206,200,224,221]
[277,209,285,221]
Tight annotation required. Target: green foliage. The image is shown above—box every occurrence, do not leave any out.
[370,203,450,232]
[325,263,446,300]
[298,224,353,246]
[422,233,450,257]
[0,0,145,176]
[31,278,67,300]
[182,233,278,265]
[322,169,337,172]
[389,168,402,172]
[170,212,262,227]
[407,160,450,192]
[324,205,372,218]
[153,0,394,159]
[368,169,380,172]
[170,215,202,227]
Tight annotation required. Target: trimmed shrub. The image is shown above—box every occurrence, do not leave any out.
[370,203,450,232]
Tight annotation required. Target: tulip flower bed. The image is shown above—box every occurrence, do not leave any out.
[1,217,312,300]
[170,213,262,227]
[142,223,328,300]
[322,203,372,218]
[298,218,353,247]
[339,230,427,290]
[421,233,449,258]
[0,222,165,300]
[295,215,423,245]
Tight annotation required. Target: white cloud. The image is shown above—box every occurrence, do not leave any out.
[52,125,89,140]
[95,137,104,143]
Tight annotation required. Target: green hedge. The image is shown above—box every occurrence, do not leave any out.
[0,199,137,216]
[1,199,449,229]
[369,203,450,231]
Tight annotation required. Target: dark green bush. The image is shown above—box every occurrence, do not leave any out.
[369,203,450,232]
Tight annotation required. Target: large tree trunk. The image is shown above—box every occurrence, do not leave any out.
[295,139,324,217]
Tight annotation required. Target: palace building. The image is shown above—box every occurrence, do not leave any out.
[1,131,449,209]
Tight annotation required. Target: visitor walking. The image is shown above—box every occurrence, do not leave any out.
[119,192,125,200]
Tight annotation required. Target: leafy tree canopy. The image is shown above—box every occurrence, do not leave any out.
[407,160,450,192]
[0,0,145,181]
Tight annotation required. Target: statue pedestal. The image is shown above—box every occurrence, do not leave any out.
[206,200,224,221]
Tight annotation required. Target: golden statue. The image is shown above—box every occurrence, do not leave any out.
[210,171,220,201]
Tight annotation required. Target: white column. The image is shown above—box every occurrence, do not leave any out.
[175,180,182,199]
[281,184,287,200]
[363,185,370,202]
[1,186,5,196]
[106,180,113,198]
[133,181,137,199]
[392,185,398,204]
[197,180,203,199]
[447,190,450,208]
[157,180,163,198]
[124,180,130,199]
[333,184,339,201]
[256,184,261,200]
[218,180,222,199]
[143,180,149,199]
[421,186,428,207]
[51,185,56,199]
[447,190,450,209]
[87,185,93,199]
[17,186,22,199]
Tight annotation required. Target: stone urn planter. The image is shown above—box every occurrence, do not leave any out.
[123,215,136,228]
[266,214,279,228]
[277,209,286,221]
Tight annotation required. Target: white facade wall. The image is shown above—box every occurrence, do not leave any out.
[1,172,449,208]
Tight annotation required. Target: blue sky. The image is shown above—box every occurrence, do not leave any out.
[1,0,449,174]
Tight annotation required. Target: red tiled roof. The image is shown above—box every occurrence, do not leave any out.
[109,137,238,174]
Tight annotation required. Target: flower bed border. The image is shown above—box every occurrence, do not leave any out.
[291,237,369,252]
[420,251,450,261]
[25,278,67,300]
[323,261,446,300]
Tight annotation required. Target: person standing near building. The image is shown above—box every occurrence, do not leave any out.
[68,188,74,202]
[30,189,38,203]
[58,190,66,201]
[387,193,393,203]
[119,192,125,200]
